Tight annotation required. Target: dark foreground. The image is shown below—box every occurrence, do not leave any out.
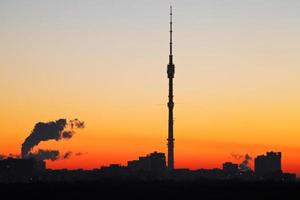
[1,180,299,199]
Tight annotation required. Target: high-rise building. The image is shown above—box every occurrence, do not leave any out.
[127,152,166,172]
[254,151,282,176]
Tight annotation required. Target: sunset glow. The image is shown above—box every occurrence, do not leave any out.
[1,0,300,176]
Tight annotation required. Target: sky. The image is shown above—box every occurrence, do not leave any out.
[0,0,300,175]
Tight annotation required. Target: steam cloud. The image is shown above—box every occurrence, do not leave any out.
[239,154,252,172]
[69,119,85,129]
[21,118,85,160]
[29,149,60,161]
[61,151,84,160]
[27,150,81,161]
[231,153,243,160]
[63,151,72,159]
[62,131,74,139]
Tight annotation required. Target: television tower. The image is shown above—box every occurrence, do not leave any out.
[167,5,175,170]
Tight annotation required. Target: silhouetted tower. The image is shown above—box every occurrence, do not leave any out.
[167,6,175,170]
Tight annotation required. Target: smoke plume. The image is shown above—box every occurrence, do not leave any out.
[21,118,85,159]
[62,131,74,139]
[231,153,243,160]
[75,152,84,156]
[29,149,60,161]
[69,119,85,129]
[63,151,72,159]
[239,154,252,172]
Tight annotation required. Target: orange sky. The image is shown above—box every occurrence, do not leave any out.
[0,0,300,176]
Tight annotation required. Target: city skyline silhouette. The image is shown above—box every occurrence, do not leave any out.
[1,2,300,199]
[1,0,300,179]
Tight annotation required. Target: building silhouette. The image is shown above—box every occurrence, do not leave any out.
[223,162,239,176]
[255,151,282,177]
[0,157,45,182]
[254,151,296,181]
[127,152,166,173]
[0,151,296,182]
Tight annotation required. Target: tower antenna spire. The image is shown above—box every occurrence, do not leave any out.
[167,5,175,171]
[170,5,173,58]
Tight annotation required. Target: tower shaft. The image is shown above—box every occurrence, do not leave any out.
[167,6,175,170]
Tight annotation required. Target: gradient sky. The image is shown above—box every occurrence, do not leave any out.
[1,0,300,175]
